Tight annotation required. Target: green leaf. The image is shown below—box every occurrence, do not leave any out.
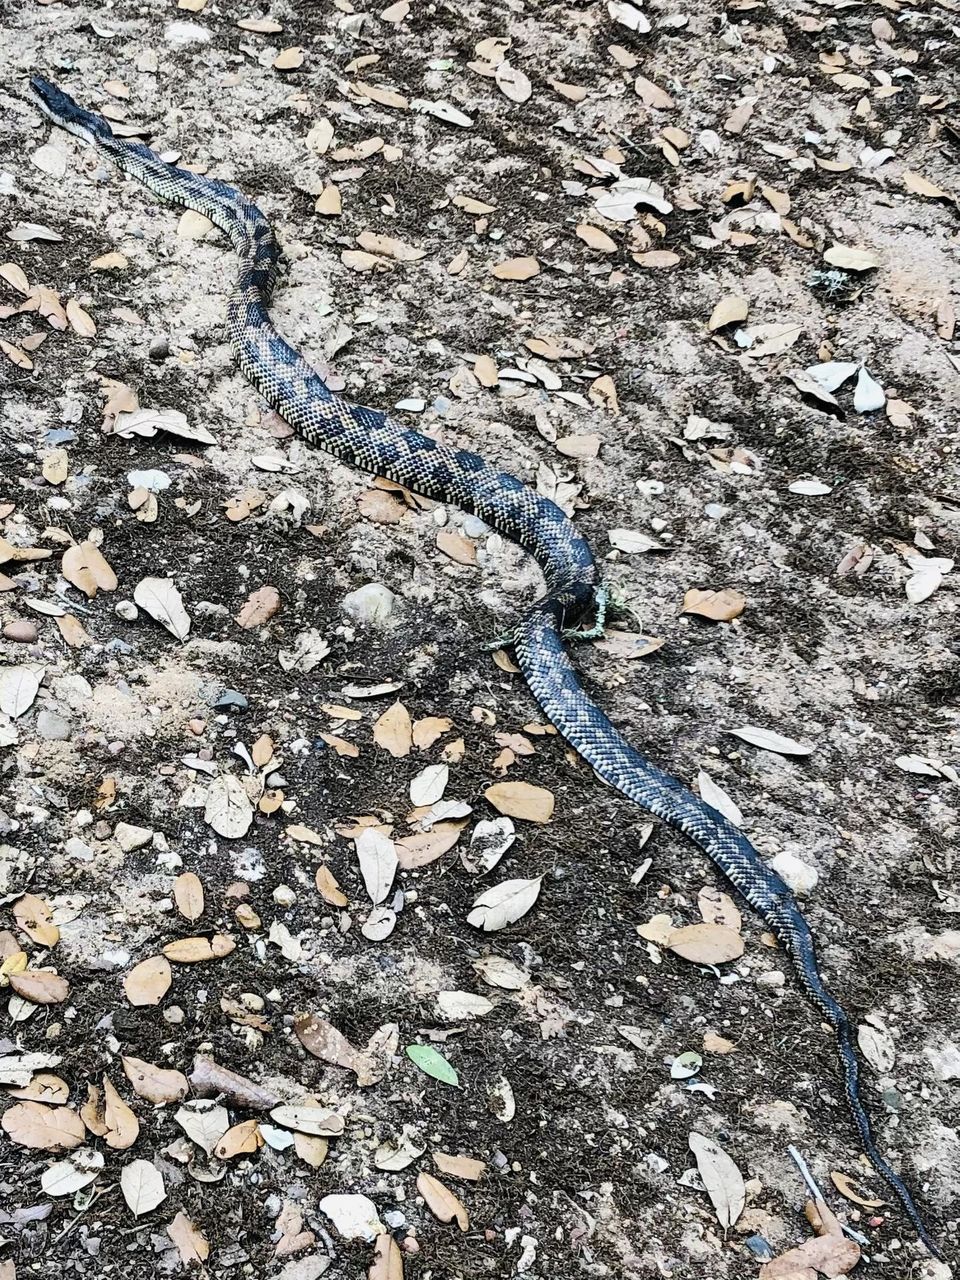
[405,1043,459,1087]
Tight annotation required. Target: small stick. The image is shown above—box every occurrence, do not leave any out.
[787,1145,870,1247]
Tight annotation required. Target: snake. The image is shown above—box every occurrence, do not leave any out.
[29,75,941,1259]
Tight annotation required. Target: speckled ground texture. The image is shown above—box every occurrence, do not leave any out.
[1,0,959,1277]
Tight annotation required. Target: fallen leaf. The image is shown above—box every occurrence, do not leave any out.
[374,703,413,758]
[102,1076,139,1150]
[122,1056,189,1105]
[173,872,204,922]
[483,781,554,823]
[682,588,746,621]
[62,541,118,598]
[417,1172,469,1230]
[410,763,449,806]
[315,865,348,908]
[405,1043,459,1086]
[689,1131,745,1228]
[369,1232,403,1280]
[726,725,815,756]
[175,1100,230,1155]
[0,665,43,718]
[204,773,254,839]
[123,955,173,1006]
[667,923,745,964]
[467,877,542,931]
[434,1151,486,1181]
[356,827,398,905]
[294,1014,380,1086]
[41,1148,104,1196]
[270,1104,344,1137]
[829,1171,884,1209]
[274,46,305,70]
[167,1212,210,1265]
[162,935,235,963]
[8,970,69,1005]
[65,299,96,337]
[120,1158,166,1215]
[490,256,540,281]
[1,1101,85,1150]
[134,576,190,641]
[903,170,952,200]
[14,894,59,946]
[823,245,878,272]
[708,295,749,331]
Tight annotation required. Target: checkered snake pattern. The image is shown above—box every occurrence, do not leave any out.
[30,76,939,1257]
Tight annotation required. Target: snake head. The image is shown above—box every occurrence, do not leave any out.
[30,76,114,146]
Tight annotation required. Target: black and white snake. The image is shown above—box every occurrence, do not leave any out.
[29,75,940,1258]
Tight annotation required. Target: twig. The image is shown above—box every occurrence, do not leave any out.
[787,1145,870,1247]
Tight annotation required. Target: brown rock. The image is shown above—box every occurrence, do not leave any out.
[3,620,38,643]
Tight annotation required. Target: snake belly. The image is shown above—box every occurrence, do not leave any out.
[29,76,940,1258]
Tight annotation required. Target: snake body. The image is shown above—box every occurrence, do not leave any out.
[30,76,939,1257]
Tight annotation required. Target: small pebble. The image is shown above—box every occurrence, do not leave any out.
[3,620,38,643]
[148,336,170,361]
[115,600,138,621]
[342,582,397,626]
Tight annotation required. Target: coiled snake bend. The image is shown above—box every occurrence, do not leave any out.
[29,76,941,1259]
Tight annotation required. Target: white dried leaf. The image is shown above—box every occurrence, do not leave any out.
[203,773,254,839]
[594,176,671,220]
[905,563,944,604]
[788,479,832,496]
[114,406,216,445]
[318,1193,385,1242]
[41,1148,104,1196]
[804,360,859,392]
[608,528,666,554]
[355,827,398,904]
[463,817,515,874]
[697,770,742,827]
[361,905,396,941]
[688,1132,745,1228]
[699,129,722,155]
[467,877,542,931]
[133,576,190,641]
[858,1022,896,1072]
[495,60,532,103]
[608,0,651,32]
[410,763,449,806]
[0,665,43,718]
[853,366,885,413]
[120,1158,167,1216]
[174,1101,230,1156]
[412,97,473,128]
[727,725,815,756]
[437,990,495,1019]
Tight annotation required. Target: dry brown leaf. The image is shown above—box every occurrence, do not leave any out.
[416,1172,469,1230]
[320,732,359,758]
[61,540,118,598]
[356,231,426,262]
[56,614,92,648]
[395,822,465,870]
[294,1013,379,1086]
[433,1151,486,1181]
[370,1232,404,1280]
[91,251,129,270]
[102,1076,139,1150]
[354,81,409,110]
[412,716,453,748]
[634,75,674,108]
[273,46,304,70]
[452,194,496,215]
[490,256,540,281]
[162,935,235,963]
[823,244,878,272]
[315,864,349,908]
[167,1212,210,1265]
[703,1031,736,1054]
[829,1171,884,1209]
[903,170,952,200]
[235,585,281,629]
[484,780,554,823]
[707,295,749,332]
[0,261,30,294]
[436,528,477,565]
[214,1118,264,1159]
[0,339,32,370]
[358,489,405,524]
[373,702,413,757]
[173,872,204,922]
[65,298,96,337]
[13,894,59,947]
[122,1056,189,1105]
[682,587,746,621]
[8,969,69,1005]
[697,886,742,932]
[41,448,68,485]
[575,224,617,253]
[1,1101,85,1150]
[6,1073,68,1105]
[667,923,745,964]
[589,374,619,414]
[632,250,681,269]
[760,1199,860,1278]
[473,354,499,386]
[123,954,172,1006]
[314,184,342,216]
[237,15,282,31]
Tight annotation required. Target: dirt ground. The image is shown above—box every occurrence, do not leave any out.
[1,0,959,1276]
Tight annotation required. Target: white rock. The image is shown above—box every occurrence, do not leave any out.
[342,583,397,626]
[318,1193,385,1242]
[164,20,211,43]
[770,850,818,896]
[926,1039,960,1081]
[114,821,154,852]
[756,969,785,989]
[64,836,93,862]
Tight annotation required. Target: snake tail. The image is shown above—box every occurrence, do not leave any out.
[28,75,941,1260]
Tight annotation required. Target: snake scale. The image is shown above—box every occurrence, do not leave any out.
[30,76,940,1258]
